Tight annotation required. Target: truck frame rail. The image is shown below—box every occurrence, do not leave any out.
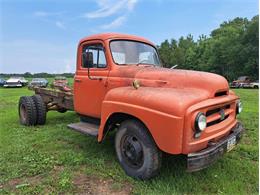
[34,87,74,111]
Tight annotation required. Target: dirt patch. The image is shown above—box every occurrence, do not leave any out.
[73,173,133,195]
[2,175,43,191]
[52,165,65,173]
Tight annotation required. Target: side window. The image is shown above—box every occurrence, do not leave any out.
[82,44,107,68]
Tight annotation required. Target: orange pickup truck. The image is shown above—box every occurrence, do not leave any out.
[18,33,244,179]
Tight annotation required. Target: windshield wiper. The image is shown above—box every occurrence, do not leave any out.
[135,59,150,66]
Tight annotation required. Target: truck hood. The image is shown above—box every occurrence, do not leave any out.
[107,66,230,116]
[6,78,21,83]
[114,66,229,98]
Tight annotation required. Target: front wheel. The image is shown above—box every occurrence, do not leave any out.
[115,120,162,180]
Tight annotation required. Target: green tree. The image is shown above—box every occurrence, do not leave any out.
[158,15,259,81]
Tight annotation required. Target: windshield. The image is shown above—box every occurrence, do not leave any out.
[33,78,44,81]
[238,76,248,80]
[110,40,160,66]
[55,77,66,80]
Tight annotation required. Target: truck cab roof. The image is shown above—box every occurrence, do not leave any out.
[79,33,154,46]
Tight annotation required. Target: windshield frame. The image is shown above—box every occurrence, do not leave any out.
[109,39,161,67]
[32,78,45,82]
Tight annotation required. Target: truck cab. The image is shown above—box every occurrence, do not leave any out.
[19,33,244,180]
[74,33,160,117]
[72,33,244,178]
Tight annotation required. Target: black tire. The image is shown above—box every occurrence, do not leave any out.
[32,95,47,125]
[115,120,162,180]
[57,108,67,113]
[18,96,37,126]
[254,85,258,89]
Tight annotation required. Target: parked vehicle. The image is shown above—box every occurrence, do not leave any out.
[0,78,6,86]
[50,76,68,87]
[249,80,259,89]
[18,33,244,180]
[28,78,48,89]
[232,77,259,89]
[4,77,28,87]
[230,76,251,88]
[50,76,71,92]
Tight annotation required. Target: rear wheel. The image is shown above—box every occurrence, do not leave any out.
[18,96,37,126]
[115,120,162,180]
[32,95,47,125]
[57,108,67,113]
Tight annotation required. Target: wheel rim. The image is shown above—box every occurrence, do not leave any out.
[120,134,144,169]
[20,104,27,123]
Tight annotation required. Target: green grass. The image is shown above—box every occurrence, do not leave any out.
[0,88,258,194]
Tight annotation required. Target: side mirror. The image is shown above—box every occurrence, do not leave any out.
[82,52,93,68]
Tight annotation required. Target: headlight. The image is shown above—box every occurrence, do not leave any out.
[236,101,242,114]
[195,112,207,132]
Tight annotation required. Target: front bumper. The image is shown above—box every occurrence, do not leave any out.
[187,121,244,172]
[4,83,22,87]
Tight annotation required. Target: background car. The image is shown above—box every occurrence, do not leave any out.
[50,76,71,92]
[4,77,28,88]
[249,80,259,89]
[51,76,68,87]
[28,78,48,89]
[230,76,251,88]
[0,78,6,86]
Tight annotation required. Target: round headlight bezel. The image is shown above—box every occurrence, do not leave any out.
[195,112,207,132]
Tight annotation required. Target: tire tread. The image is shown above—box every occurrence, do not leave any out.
[32,95,47,125]
[18,96,37,126]
[115,119,162,180]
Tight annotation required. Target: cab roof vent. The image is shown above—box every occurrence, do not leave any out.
[215,91,227,97]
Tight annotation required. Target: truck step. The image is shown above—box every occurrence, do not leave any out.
[67,122,99,137]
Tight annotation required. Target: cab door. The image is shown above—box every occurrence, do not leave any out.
[74,41,110,118]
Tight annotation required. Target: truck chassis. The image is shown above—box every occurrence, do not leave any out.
[34,87,74,112]
[19,87,101,136]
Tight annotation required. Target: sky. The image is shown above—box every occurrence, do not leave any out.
[0,0,258,74]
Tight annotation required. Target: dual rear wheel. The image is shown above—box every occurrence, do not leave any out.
[19,95,47,126]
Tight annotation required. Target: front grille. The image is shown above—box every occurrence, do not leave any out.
[207,114,229,126]
[206,104,232,127]
[206,105,230,116]
[5,82,21,86]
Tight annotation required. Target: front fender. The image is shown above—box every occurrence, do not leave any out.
[98,86,208,154]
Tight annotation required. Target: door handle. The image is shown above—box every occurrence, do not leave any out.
[75,79,82,83]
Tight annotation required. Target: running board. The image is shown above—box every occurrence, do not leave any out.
[67,122,99,137]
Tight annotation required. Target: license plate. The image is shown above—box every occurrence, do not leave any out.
[227,136,236,152]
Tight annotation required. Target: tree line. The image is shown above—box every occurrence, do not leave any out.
[158,15,259,81]
[0,72,75,78]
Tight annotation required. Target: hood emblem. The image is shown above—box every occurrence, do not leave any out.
[133,80,140,89]
[219,109,225,120]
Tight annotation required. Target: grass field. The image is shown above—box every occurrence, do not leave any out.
[0,83,258,194]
